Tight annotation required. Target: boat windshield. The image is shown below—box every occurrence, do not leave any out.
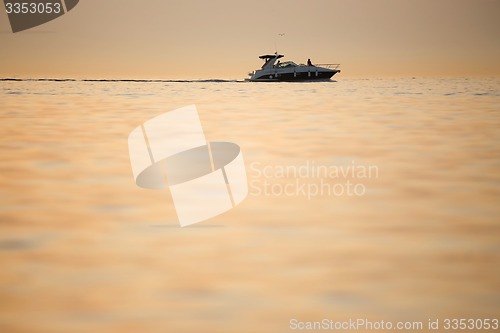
[277,61,298,68]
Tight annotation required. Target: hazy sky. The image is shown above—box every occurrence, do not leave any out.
[1,0,499,78]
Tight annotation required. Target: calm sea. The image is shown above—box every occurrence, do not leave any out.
[1,77,499,332]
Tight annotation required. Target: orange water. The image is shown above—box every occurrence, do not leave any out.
[1,78,499,332]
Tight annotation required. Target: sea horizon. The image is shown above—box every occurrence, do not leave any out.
[2,74,499,82]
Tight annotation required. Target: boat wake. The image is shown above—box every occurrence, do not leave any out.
[0,78,242,83]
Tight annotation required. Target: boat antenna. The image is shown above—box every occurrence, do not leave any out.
[275,33,285,54]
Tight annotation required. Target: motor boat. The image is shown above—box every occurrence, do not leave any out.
[247,53,340,82]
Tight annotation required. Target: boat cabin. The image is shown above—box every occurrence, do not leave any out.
[259,54,284,69]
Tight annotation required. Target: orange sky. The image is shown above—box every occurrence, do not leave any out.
[1,0,499,79]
